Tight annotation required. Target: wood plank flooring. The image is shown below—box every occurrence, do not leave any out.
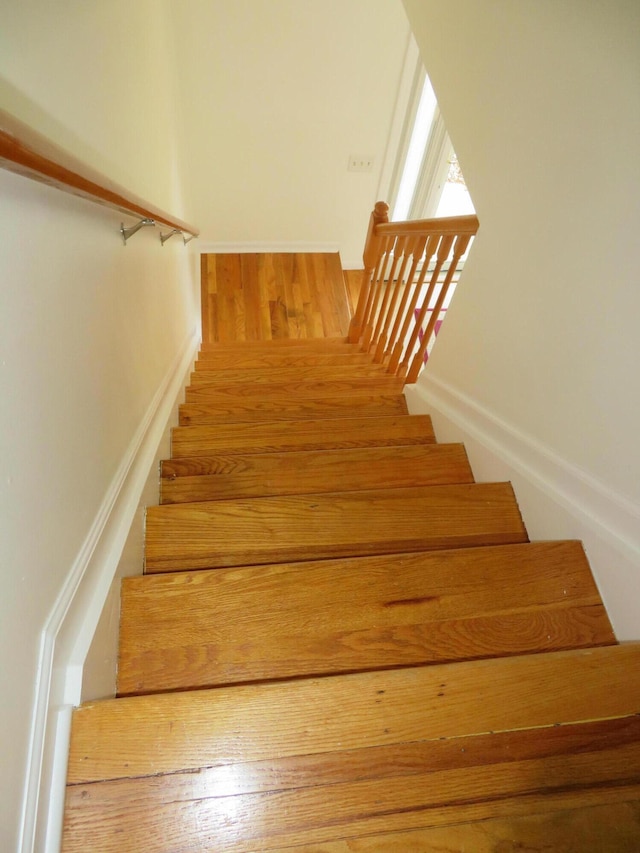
[200,252,352,343]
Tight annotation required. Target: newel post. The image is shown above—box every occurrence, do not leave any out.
[348,201,389,343]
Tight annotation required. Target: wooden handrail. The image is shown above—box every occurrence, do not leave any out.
[0,109,199,238]
[349,202,479,384]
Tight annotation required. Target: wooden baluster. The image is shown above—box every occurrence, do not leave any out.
[362,240,393,351]
[406,233,472,383]
[373,235,420,363]
[389,233,441,376]
[371,235,407,359]
[384,234,427,370]
[348,202,389,342]
[398,234,454,379]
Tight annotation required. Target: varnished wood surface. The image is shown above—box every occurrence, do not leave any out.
[201,253,351,344]
[118,542,613,695]
[69,644,640,785]
[178,394,408,425]
[184,375,404,403]
[263,799,640,852]
[190,363,388,384]
[144,483,528,573]
[171,415,436,458]
[199,336,354,351]
[63,718,640,851]
[194,349,376,370]
[160,443,474,503]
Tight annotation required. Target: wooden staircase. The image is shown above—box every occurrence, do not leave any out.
[63,335,640,848]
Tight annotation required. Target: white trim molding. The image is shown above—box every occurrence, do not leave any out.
[405,374,640,642]
[19,326,199,853]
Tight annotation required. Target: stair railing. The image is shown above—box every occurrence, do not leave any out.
[0,109,198,243]
[349,202,479,383]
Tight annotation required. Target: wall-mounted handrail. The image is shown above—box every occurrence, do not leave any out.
[0,109,199,240]
[349,202,479,384]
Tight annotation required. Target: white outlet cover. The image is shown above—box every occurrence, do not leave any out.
[348,154,374,172]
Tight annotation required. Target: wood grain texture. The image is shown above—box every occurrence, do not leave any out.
[69,644,640,784]
[171,415,435,458]
[144,483,528,573]
[200,253,351,344]
[118,541,613,694]
[63,719,640,851]
[184,375,404,403]
[199,337,354,351]
[178,394,408,425]
[190,364,387,384]
[159,443,474,503]
[194,351,379,370]
[263,798,640,852]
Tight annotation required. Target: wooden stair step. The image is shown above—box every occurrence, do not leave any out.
[190,363,387,384]
[144,483,528,573]
[266,799,640,853]
[194,350,378,370]
[199,336,357,352]
[184,375,404,403]
[118,541,614,695]
[69,644,640,784]
[179,393,408,425]
[63,720,640,851]
[160,443,474,504]
[171,414,435,458]
[64,645,640,851]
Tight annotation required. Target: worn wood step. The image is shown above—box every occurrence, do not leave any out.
[64,645,640,851]
[171,414,435,458]
[190,363,387,385]
[63,723,640,851]
[69,644,640,784]
[261,799,640,852]
[184,375,404,403]
[118,541,614,695]
[194,350,377,370]
[160,443,473,504]
[179,394,408,425]
[199,336,356,352]
[145,483,527,573]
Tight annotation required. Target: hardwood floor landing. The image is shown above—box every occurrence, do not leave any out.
[201,252,354,344]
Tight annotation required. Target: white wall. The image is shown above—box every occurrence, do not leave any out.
[402,0,640,636]
[0,2,199,849]
[169,0,410,268]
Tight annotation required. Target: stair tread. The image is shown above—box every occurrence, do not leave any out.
[190,363,388,383]
[118,541,614,695]
[144,483,528,573]
[179,394,408,425]
[171,414,435,457]
[184,375,404,402]
[160,443,474,503]
[70,643,640,785]
[199,336,355,351]
[259,799,640,853]
[64,769,640,853]
[194,351,379,369]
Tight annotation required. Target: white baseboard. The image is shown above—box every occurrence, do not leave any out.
[198,241,341,255]
[19,327,199,853]
[405,374,640,641]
